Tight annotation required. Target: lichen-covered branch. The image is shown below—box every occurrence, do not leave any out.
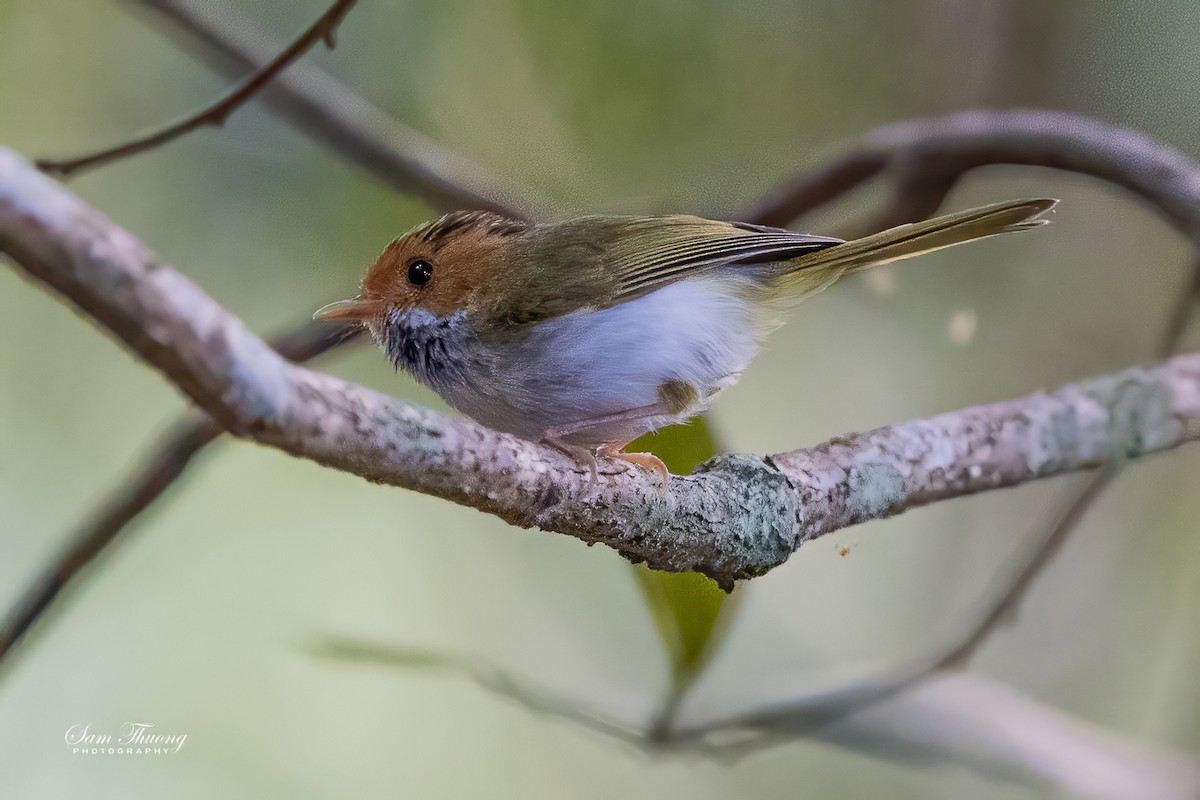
[2,148,1197,591]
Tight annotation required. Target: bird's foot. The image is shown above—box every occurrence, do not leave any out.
[543,437,599,493]
[603,449,670,488]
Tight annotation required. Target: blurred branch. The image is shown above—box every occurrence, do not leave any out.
[2,149,1198,597]
[135,0,529,217]
[0,321,357,662]
[699,673,1200,799]
[1162,255,1200,356]
[747,109,1200,246]
[36,0,358,178]
[936,465,1117,669]
[309,635,646,747]
[311,634,1200,797]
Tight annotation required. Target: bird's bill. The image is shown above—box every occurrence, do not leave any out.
[312,298,380,322]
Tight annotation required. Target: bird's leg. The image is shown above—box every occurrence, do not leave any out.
[543,405,672,487]
[542,437,599,490]
[542,401,668,443]
[542,393,695,490]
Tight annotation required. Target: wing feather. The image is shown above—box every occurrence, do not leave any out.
[488,214,841,328]
[600,216,842,299]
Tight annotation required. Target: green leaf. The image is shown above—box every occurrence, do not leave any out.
[629,416,738,687]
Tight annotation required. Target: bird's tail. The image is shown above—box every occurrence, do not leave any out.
[777,198,1057,297]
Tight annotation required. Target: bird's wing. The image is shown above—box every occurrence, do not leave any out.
[486,215,842,328]
[597,215,843,301]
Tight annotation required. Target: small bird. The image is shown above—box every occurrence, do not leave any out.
[316,199,1055,482]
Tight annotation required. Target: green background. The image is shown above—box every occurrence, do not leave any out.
[1,1,1198,797]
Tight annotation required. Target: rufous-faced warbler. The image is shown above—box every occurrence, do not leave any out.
[315,198,1055,482]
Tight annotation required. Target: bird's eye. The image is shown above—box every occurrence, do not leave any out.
[407,259,434,286]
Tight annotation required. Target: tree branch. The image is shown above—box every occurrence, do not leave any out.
[135,0,529,217]
[2,148,1197,592]
[36,0,358,178]
[746,109,1200,245]
[7,108,1200,661]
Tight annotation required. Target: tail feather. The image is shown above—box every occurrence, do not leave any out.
[778,198,1057,296]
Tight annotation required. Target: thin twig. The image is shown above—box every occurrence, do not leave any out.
[309,635,647,747]
[937,466,1118,670]
[308,634,1200,797]
[135,0,529,217]
[1161,255,1200,356]
[0,321,357,662]
[36,0,358,177]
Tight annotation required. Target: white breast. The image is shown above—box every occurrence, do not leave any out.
[439,275,767,447]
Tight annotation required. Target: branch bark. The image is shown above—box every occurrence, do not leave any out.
[2,147,1198,590]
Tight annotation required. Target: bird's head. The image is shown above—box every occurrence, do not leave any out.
[313,210,528,338]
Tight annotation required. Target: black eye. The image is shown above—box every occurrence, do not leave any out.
[407,259,434,286]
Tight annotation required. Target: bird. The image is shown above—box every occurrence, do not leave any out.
[315,198,1056,484]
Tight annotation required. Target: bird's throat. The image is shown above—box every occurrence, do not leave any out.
[376,308,473,387]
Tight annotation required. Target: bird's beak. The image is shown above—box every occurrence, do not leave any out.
[312,298,379,322]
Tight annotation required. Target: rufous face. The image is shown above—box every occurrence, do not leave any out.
[315,210,526,326]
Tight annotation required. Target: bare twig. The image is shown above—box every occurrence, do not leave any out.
[135,0,529,217]
[0,417,218,663]
[37,0,358,178]
[0,320,357,662]
[309,634,1200,797]
[309,635,646,747]
[1,149,1198,594]
[937,465,1117,669]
